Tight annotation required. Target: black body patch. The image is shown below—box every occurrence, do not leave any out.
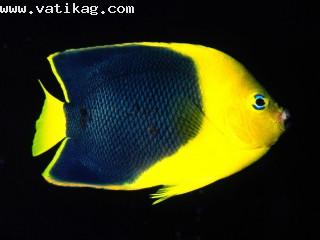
[49,45,204,185]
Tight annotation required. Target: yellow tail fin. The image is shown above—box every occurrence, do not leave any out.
[32,80,66,156]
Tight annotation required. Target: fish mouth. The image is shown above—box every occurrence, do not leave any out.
[279,108,290,130]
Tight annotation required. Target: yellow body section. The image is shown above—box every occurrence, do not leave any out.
[34,42,284,204]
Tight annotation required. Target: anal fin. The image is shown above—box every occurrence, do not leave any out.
[150,184,193,205]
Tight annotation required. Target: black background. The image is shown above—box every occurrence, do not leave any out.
[0,1,318,239]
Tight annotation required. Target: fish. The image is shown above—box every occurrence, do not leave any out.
[32,42,289,204]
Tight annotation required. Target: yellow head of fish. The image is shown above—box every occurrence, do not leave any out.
[221,67,288,150]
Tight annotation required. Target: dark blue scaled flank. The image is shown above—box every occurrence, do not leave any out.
[50,45,204,185]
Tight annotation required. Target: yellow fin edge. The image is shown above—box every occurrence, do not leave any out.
[42,137,135,190]
[47,52,70,103]
[42,137,69,180]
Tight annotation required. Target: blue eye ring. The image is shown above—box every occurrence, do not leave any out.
[253,94,266,110]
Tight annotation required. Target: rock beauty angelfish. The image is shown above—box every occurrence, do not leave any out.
[32,42,289,204]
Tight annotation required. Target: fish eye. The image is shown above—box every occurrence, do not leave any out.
[253,94,266,110]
